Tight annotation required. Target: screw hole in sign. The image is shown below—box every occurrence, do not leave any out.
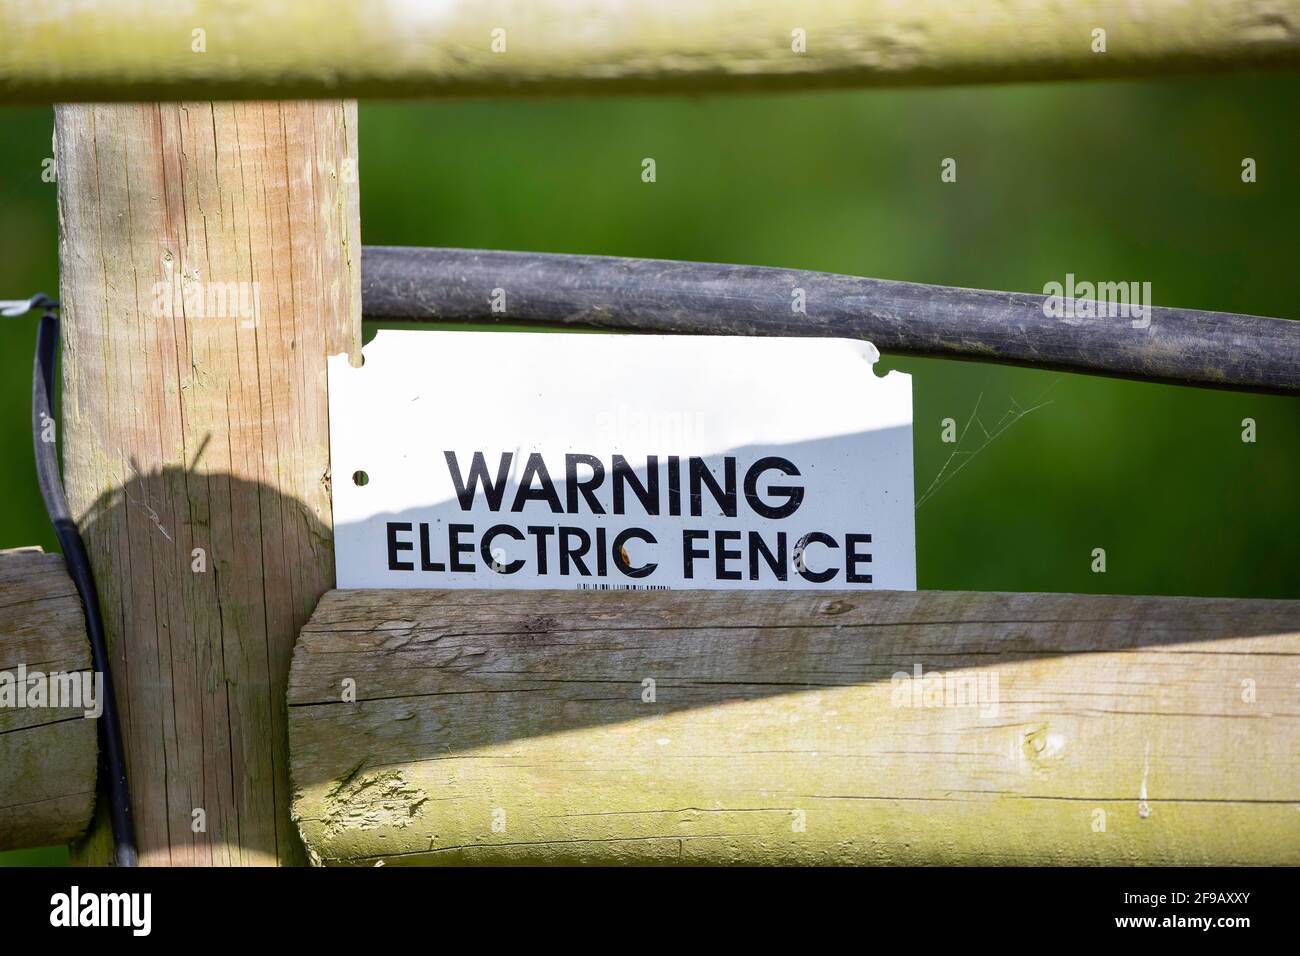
[352,470,369,487]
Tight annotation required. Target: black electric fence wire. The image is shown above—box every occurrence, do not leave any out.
[361,246,1300,396]
[28,296,137,867]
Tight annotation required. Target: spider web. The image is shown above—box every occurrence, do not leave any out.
[916,379,1060,510]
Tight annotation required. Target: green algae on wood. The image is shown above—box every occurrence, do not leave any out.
[4,0,1300,103]
[288,587,1300,865]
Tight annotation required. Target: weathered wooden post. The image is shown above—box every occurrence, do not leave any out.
[54,101,360,865]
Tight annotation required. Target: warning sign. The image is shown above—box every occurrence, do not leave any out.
[329,330,915,590]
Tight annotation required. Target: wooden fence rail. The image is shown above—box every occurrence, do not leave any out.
[0,549,97,851]
[3,0,1300,103]
[288,588,1300,865]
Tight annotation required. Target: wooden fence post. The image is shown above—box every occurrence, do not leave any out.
[54,101,361,865]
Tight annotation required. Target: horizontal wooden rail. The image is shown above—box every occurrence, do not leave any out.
[0,549,97,851]
[363,246,1300,394]
[3,1,1300,103]
[288,588,1300,865]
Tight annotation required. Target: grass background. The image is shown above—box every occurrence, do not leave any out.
[1,74,1297,864]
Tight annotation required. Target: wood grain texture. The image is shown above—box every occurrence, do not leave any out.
[289,588,1300,865]
[4,1,1300,103]
[0,548,97,851]
[55,102,361,865]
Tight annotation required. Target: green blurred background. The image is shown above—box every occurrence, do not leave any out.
[1,75,1297,864]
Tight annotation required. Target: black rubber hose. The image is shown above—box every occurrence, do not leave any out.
[362,246,1300,396]
[33,308,137,867]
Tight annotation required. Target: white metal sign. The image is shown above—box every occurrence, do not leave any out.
[329,330,915,590]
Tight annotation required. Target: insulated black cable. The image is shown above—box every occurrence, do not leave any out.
[361,246,1300,396]
[31,299,137,867]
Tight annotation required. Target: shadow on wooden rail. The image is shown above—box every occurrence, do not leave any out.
[288,583,1300,865]
[4,475,1297,865]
